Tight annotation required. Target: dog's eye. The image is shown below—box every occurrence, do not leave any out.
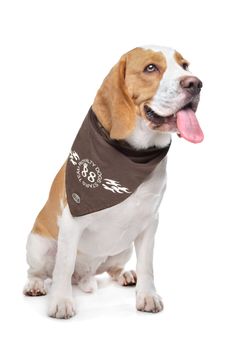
[144,64,159,73]
[182,62,189,71]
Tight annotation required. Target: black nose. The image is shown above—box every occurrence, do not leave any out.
[180,76,203,95]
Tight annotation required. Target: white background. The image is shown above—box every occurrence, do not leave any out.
[0,0,232,349]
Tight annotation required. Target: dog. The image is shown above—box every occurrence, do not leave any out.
[23,45,204,319]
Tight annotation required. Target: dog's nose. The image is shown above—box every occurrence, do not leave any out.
[180,76,203,95]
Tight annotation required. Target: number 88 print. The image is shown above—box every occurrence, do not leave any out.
[81,163,96,183]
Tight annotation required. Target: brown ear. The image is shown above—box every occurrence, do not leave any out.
[92,55,136,140]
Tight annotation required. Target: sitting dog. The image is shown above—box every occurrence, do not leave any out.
[24,45,204,319]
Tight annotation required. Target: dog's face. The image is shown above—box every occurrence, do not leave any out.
[93,45,204,144]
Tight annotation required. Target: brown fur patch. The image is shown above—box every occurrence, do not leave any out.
[174,51,189,69]
[125,48,167,114]
[92,56,136,140]
[32,163,67,239]
[93,48,167,139]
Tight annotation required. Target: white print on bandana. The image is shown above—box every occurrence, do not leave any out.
[76,159,102,189]
[69,150,130,193]
[102,179,131,194]
[69,150,80,165]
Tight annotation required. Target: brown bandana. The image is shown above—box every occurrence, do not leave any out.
[65,108,171,217]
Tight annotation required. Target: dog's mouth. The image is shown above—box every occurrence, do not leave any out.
[144,101,204,144]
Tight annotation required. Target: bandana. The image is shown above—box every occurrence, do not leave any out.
[65,108,171,217]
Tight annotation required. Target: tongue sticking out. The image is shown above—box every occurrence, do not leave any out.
[176,108,204,143]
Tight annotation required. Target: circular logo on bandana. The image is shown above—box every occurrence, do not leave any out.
[76,159,102,189]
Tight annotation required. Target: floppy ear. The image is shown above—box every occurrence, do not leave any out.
[92,55,136,140]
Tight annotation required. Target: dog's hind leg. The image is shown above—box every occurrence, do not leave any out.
[97,246,137,286]
[23,233,56,296]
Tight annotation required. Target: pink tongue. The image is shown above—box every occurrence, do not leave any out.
[176,108,204,143]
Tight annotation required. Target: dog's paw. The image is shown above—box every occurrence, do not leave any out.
[136,292,163,313]
[48,297,76,319]
[78,276,97,293]
[118,270,137,286]
[23,278,47,296]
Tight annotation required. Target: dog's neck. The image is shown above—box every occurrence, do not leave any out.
[125,115,171,150]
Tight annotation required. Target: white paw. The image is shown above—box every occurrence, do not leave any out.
[78,276,97,293]
[23,278,47,296]
[136,292,164,313]
[48,296,76,319]
[118,270,137,286]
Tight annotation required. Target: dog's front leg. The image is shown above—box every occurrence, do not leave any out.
[134,216,163,313]
[48,212,82,319]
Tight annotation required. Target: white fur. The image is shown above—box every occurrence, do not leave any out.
[47,208,83,318]
[126,115,171,149]
[24,234,56,296]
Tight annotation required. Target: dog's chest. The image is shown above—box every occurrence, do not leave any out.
[76,158,167,257]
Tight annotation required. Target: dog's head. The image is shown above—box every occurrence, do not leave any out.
[93,45,204,147]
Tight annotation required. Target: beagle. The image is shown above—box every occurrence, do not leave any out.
[24,45,204,319]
